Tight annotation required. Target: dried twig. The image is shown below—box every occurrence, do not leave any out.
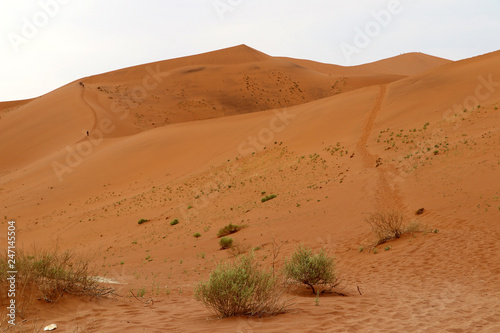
[270,234,284,277]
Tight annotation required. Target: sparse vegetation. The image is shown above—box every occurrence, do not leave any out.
[261,194,277,203]
[217,223,242,237]
[136,287,146,298]
[170,219,179,226]
[193,232,201,238]
[219,237,234,249]
[137,218,149,225]
[194,253,289,317]
[283,245,339,294]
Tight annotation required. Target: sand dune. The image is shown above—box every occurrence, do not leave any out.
[1,46,499,332]
[280,52,451,76]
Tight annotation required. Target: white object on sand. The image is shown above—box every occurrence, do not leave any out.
[44,324,58,331]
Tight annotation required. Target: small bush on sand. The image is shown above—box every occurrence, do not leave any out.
[194,253,289,317]
[217,223,241,237]
[283,245,339,294]
[219,237,233,249]
[137,219,149,225]
[366,212,405,245]
[170,219,179,226]
[366,212,425,246]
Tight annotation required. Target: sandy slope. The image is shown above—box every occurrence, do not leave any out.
[280,52,450,76]
[1,47,499,332]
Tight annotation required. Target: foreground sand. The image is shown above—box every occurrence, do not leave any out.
[1,45,499,332]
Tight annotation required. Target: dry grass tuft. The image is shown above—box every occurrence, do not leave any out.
[0,247,114,324]
[365,211,427,247]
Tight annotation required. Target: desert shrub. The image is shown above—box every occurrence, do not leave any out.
[283,245,339,294]
[365,212,405,245]
[194,253,289,317]
[217,223,241,237]
[170,219,179,226]
[219,237,233,249]
[137,219,149,225]
[193,232,201,238]
[261,194,277,203]
[366,212,425,245]
[0,248,113,318]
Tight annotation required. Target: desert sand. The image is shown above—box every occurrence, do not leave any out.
[1,45,499,332]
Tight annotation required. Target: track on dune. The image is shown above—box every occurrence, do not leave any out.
[80,83,99,132]
[357,84,407,213]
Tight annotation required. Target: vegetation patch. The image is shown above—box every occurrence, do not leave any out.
[137,219,149,225]
[170,219,179,226]
[217,223,243,238]
[261,194,277,203]
[219,237,234,249]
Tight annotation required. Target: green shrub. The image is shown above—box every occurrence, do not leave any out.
[217,224,241,237]
[261,194,277,203]
[170,219,179,226]
[283,245,338,294]
[194,254,288,317]
[193,232,201,238]
[219,237,233,249]
[137,219,149,225]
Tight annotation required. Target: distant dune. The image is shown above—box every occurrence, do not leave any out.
[1,46,499,333]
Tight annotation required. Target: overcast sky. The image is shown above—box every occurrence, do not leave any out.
[1,0,499,101]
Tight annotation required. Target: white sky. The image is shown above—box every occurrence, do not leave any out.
[1,0,499,101]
